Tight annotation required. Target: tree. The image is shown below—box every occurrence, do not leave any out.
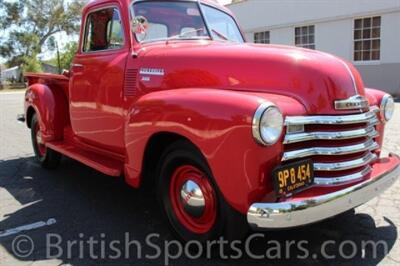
[59,42,78,71]
[47,41,78,71]
[0,0,85,67]
[23,54,42,73]
[47,36,61,73]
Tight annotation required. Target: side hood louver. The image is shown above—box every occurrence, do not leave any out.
[124,69,138,97]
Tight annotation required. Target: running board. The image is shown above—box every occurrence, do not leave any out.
[46,142,123,176]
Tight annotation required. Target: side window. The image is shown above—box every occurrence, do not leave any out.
[83,7,124,52]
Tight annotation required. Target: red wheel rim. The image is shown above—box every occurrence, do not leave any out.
[169,165,217,234]
[34,122,46,157]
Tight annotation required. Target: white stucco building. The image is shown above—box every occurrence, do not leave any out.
[0,66,22,84]
[228,0,400,96]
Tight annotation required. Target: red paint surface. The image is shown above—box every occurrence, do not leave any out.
[23,0,399,215]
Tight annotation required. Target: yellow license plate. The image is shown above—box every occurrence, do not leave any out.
[273,159,314,197]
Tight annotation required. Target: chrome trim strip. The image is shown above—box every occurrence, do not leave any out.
[282,139,379,161]
[247,156,400,229]
[370,105,380,113]
[284,126,378,144]
[335,95,369,110]
[285,111,377,126]
[314,152,377,171]
[314,166,372,185]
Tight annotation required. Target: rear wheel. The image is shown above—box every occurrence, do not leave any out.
[157,140,248,242]
[31,114,61,169]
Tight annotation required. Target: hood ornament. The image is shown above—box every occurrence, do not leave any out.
[334,95,369,110]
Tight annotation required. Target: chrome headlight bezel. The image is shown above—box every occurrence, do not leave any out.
[252,102,284,146]
[380,94,395,122]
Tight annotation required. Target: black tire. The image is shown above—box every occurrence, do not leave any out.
[31,113,61,169]
[156,140,248,243]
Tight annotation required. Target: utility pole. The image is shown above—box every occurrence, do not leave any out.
[55,40,61,74]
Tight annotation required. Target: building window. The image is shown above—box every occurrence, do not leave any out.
[295,25,315,49]
[354,16,381,61]
[254,31,270,44]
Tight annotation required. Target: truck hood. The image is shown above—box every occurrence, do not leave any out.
[137,41,366,114]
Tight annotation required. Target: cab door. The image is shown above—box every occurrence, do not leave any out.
[70,5,128,153]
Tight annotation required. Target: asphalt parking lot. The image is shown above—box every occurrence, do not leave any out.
[0,91,399,265]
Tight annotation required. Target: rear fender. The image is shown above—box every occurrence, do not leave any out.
[25,83,69,142]
[124,88,305,214]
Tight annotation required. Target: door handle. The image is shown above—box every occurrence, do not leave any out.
[72,63,84,72]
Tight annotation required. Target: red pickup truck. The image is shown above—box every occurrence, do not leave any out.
[19,0,399,242]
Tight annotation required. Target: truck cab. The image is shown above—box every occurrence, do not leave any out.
[22,0,400,242]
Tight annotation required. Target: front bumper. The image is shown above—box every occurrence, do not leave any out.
[17,114,26,123]
[248,153,400,230]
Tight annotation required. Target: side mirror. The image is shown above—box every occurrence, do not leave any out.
[131,16,149,42]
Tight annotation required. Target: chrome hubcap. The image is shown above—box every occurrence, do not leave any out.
[180,180,205,218]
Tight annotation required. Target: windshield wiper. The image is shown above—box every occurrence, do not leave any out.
[166,28,209,43]
[211,29,228,41]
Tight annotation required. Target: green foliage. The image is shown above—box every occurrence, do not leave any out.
[22,55,42,73]
[60,42,78,70]
[47,41,78,71]
[0,0,86,67]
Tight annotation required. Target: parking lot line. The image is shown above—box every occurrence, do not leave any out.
[0,218,56,238]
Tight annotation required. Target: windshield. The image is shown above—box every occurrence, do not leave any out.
[201,5,243,43]
[130,1,244,43]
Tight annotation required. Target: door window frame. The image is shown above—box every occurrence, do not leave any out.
[81,5,126,54]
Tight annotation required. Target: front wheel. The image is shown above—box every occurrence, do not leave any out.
[157,140,248,242]
[31,114,61,169]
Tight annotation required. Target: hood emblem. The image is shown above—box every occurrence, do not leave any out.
[334,95,369,110]
[139,68,165,76]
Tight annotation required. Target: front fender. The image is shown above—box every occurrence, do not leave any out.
[125,88,305,214]
[25,83,69,142]
[365,88,390,154]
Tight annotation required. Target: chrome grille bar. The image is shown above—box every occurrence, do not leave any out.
[314,166,372,185]
[314,153,377,172]
[284,126,378,144]
[282,139,379,161]
[285,110,378,126]
[282,109,380,185]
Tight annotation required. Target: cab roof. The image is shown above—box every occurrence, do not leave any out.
[84,0,233,16]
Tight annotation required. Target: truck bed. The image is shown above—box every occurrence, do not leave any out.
[25,72,70,97]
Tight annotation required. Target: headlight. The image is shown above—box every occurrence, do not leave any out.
[252,102,284,145]
[380,94,395,122]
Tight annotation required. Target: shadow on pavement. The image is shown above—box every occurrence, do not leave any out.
[0,156,397,265]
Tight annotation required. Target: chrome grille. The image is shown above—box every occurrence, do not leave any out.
[283,109,380,186]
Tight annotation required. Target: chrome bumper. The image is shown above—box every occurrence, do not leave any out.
[17,114,26,123]
[248,154,400,230]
